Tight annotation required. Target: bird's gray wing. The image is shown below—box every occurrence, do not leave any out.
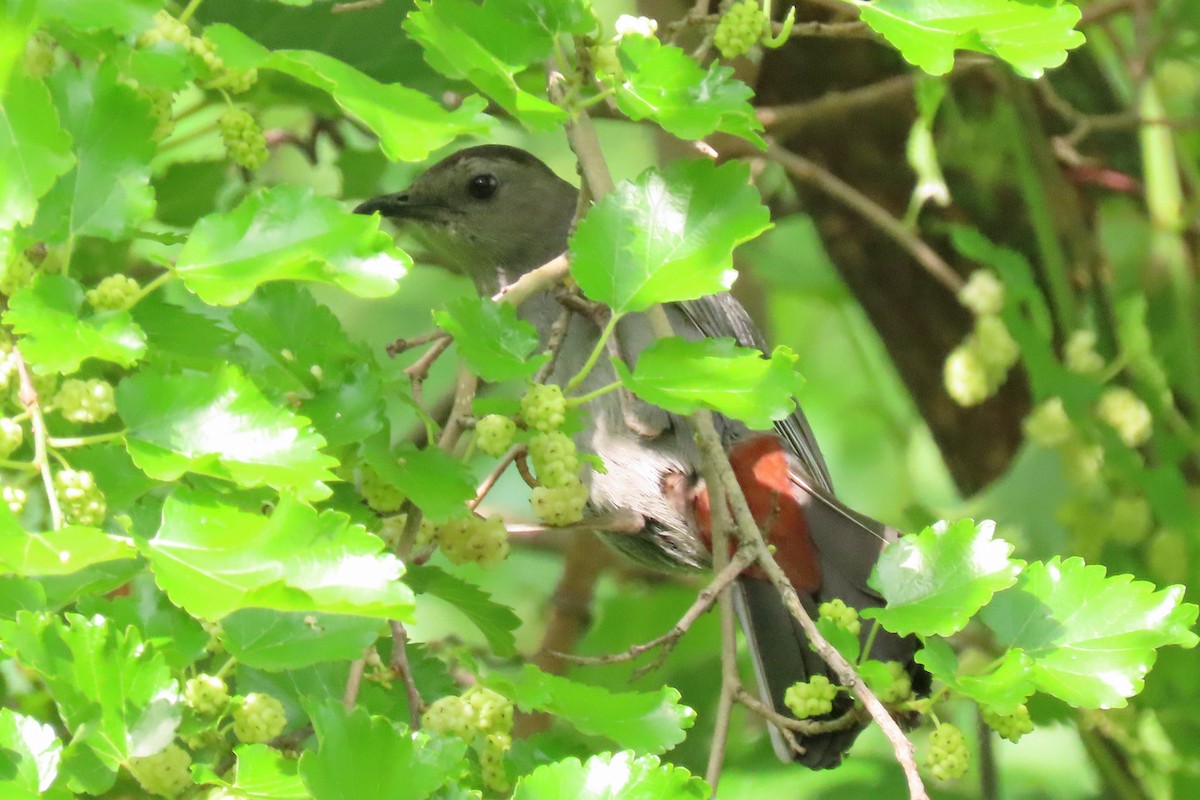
[675,294,835,494]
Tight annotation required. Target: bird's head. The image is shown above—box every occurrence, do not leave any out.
[354,145,579,292]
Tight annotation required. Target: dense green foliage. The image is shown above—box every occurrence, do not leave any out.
[1,0,1198,798]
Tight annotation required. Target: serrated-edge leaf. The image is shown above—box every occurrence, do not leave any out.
[864,519,1023,637]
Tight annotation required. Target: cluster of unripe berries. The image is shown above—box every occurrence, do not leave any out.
[128,677,287,797]
[926,723,969,781]
[944,271,1020,407]
[219,107,270,171]
[139,11,258,94]
[54,469,106,527]
[982,703,1034,743]
[818,598,861,635]
[136,11,259,151]
[86,274,141,312]
[784,674,838,719]
[475,382,590,528]
[422,687,514,792]
[435,515,510,567]
[713,0,772,59]
[53,378,117,424]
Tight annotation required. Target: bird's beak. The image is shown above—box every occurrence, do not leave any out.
[353,192,410,217]
[353,192,450,223]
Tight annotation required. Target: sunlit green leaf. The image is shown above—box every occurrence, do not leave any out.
[614,338,806,430]
[610,35,764,147]
[299,703,466,800]
[362,435,475,523]
[34,63,156,241]
[865,519,1023,637]
[205,24,491,161]
[39,0,158,34]
[915,638,1035,715]
[570,159,770,313]
[221,609,383,671]
[854,0,1086,78]
[144,489,414,622]
[404,0,594,130]
[0,612,178,794]
[193,744,310,800]
[4,275,146,373]
[117,365,338,500]
[175,185,410,306]
[0,504,136,576]
[491,665,695,754]
[982,557,1199,708]
[0,708,62,796]
[0,73,74,230]
[434,297,549,382]
[512,752,709,800]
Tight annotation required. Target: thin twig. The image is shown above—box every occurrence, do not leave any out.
[533,306,574,384]
[704,463,738,791]
[685,399,929,800]
[734,687,866,736]
[405,336,453,407]
[387,329,449,359]
[469,444,526,511]
[559,548,755,674]
[342,657,366,708]
[764,142,964,294]
[331,0,382,11]
[13,348,62,530]
[390,620,425,729]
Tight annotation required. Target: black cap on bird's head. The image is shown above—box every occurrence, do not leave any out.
[354,145,578,291]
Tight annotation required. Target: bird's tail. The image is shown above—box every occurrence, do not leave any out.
[734,497,924,769]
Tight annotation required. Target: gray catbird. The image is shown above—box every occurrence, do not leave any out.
[355,144,922,769]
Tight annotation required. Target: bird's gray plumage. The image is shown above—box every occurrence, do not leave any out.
[356,145,921,769]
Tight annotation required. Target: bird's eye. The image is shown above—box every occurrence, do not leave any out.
[467,173,498,200]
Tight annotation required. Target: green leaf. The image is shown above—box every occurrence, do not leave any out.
[491,665,695,753]
[117,365,338,501]
[610,35,764,147]
[982,557,1199,708]
[569,159,771,314]
[0,73,74,230]
[130,294,238,369]
[864,519,1023,637]
[144,489,415,622]
[0,504,136,576]
[614,338,806,430]
[405,564,520,657]
[405,0,593,130]
[75,576,209,670]
[299,703,466,800]
[854,0,1086,78]
[227,285,386,447]
[4,275,146,373]
[0,612,178,794]
[512,752,709,800]
[175,185,410,306]
[39,0,158,34]
[434,297,549,382]
[914,638,1035,715]
[204,24,491,162]
[193,743,310,800]
[221,609,383,671]
[0,708,62,796]
[34,63,156,241]
[362,435,475,523]
[230,284,368,392]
